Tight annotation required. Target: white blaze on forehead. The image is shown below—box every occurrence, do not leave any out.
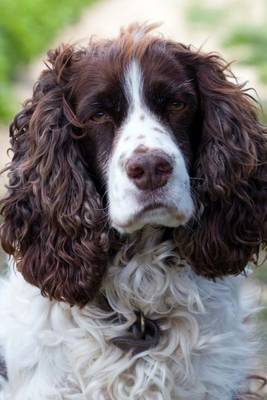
[124,60,143,112]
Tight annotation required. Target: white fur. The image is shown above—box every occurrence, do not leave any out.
[0,228,258,400]
[108,61,194,233]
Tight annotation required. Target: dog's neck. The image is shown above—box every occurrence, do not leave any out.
[110,225,175,266]
[102,226,194,318]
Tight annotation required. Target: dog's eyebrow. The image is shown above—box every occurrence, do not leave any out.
[150,79,195,95]
[176,79,194,91]
[169,80,195,94]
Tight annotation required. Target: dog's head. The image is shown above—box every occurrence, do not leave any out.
[1,24,266,305]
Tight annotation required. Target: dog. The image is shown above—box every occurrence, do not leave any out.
[0,23,266,400]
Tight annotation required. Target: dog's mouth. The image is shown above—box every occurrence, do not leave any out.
[113,202,189,234]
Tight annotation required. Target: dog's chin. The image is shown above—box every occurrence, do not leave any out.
[112,204,190,234]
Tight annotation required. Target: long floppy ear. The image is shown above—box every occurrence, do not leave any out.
[175,48,267,277]
[0,45,109,306]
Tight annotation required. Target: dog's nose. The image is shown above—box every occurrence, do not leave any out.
[126,152,173,190]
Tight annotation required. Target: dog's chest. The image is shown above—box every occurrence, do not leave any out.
[60,245,256,400]
[0,244,257,400]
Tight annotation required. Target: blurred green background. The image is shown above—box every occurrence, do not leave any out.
[0,0,266,395]
[0,0,95,121]
[187,0,267,124]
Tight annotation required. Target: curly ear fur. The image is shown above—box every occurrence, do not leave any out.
[0,45,109,306]
[175,49,267,277]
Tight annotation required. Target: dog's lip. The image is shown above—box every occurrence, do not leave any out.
[113,202,186,230]
[140,202,166,213]
[118,203,165,229]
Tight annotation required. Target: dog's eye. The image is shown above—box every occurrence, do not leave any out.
[91,111,109,122]
[170,101,186,111]
[155,96,165,105]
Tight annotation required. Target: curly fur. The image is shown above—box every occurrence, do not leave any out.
[0,229,261,399]
[1,25,266,306]
[173,49,267,278]
[0,23,266,399]
[0,47,109,306]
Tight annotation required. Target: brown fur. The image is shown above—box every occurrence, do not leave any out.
[172,46,267,278]
[0,24,266,307]
[0,47,109,306]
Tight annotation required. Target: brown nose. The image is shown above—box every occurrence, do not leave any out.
[126,152,173,191]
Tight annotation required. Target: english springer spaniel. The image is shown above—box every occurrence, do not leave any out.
[0,23,266,400]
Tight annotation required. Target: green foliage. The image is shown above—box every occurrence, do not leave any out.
[254,260,267,284]
[224,24,267,123]
[224,25,267,85]
[0,0,95,122]
[262,100,267,124]
[186,1,226,27]
[186,0,267,123]
[0,84,16,122]
[259,307,267,322]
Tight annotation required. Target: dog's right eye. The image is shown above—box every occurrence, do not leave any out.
[155,95,165,104]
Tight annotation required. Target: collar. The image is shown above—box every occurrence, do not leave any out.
[111,310,160,355]
[98,295,160,354]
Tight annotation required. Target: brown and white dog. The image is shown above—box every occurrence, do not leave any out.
[0,23,266,400]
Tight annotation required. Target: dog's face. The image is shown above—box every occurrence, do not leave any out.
[1,24,266,306]
[74,49,198,233]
